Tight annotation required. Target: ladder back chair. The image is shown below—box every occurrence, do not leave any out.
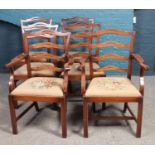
[6,20,59,83]
[61,16,94,28]
[6,29,71,138]
[21,16,58,59]
[82,28,149,138]
[61,16,94,58]
[66,22,103,81]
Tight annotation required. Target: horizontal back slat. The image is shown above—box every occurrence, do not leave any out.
[70,32,91,39]
[25,29,71,39]
[21,17,52,25]
[61,16,94,24]
[69,42,89,48]
[96,65,128,73]
[91,41,130,49]
[92,28,135,37]
[63,22,100,31]
[30,53,65,62]
[29,42,65,49]
[93,53,129,61]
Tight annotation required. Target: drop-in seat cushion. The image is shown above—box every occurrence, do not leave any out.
[11,77,64,97]
[14,62,55,77]
[85,77,141,97]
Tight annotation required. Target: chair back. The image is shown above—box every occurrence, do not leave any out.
[89,28,135,79]
[23,29,71,77]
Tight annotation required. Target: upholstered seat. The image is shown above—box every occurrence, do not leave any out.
[11,77,64,97]
[30,51,50,62]
[70,62,99,74]
[85,77,141,97]
[14,62,55,77]
[61,62,103,80]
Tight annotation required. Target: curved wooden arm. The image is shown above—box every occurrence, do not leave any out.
[8,75,15,93]
[63,63,71,95]
[131,53,149,71]
[132,53,149,96]
[5,53,27,69]
[80,58,87,96]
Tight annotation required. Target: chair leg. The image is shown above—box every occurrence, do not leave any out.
[61,99,67,138]
[33,101,40,112]
[83,100,88,138]
[68,80,73,93]
[102,102,106,110]
[123,102,128,113]
[92,103,96,113]
[136,101,143,138]
[9,95,18,134]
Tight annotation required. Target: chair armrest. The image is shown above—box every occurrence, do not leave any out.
[5,53,27,69]
[80,58,87,96]
[131,53,149,96]
[63,63,71,95]
[131,53,149,71]
[8,75,15,93]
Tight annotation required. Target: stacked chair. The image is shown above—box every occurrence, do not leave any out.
[61,17,104,101]
[5,16,149,138]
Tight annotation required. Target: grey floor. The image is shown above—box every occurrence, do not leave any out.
[0,73,155,145]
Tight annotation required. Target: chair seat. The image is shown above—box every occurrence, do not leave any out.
[11,77,64,97]
[61,62,104,80]
[30,51,49,62]
[68,62,102,76]
[85,77,142,97]
[14,62,55,77]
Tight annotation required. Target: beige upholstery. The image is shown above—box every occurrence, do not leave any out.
[68,62,102,76]
[30,51,49,62]
[85,77,141,97]
[14,62,55,77]
[11,77,64,97]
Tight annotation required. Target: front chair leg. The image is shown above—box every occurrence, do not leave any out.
[9,95,18,134]
[83,100,88,138]
[61,99,67,138]
[136,101,143,138]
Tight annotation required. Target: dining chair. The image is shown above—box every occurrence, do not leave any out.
[66,22,102,81]
[61,16,94,56]
[5,29,71,138]
[61,16,94,28]
[82,28,149,138]
[62,20,103,97]
[7,19,59,85]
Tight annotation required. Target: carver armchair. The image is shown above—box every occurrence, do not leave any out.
[82,28,149,138]
[5,29,71,138]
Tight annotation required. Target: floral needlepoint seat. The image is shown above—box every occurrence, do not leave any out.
[85,77,141,98]
[11,77,64,97]
[14,62,55,78]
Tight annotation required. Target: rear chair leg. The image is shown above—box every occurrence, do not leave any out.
[123,102,128,113]
[61,99,67,138]
[83,100,88,138]
[33,101,40,112]
[102,102,106,110]
[92,103,96,113]
[9,95,18,134]
[136,101,143,138]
